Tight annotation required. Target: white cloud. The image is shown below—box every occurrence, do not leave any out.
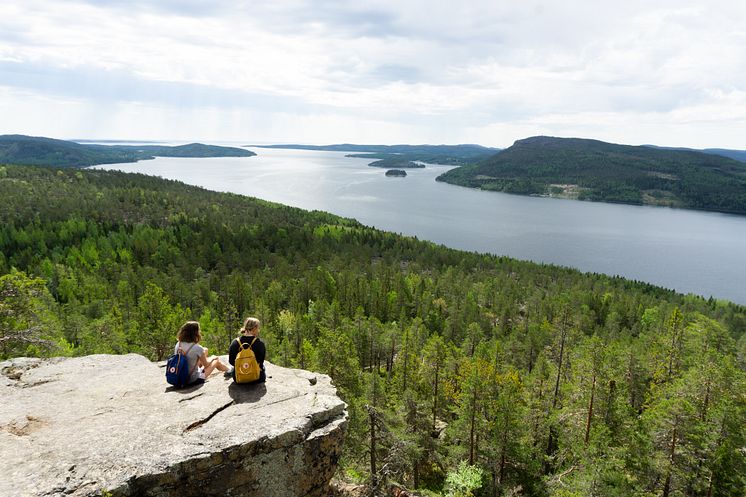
[1,0,745,147]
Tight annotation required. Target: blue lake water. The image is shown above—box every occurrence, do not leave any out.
[95,147,746,304]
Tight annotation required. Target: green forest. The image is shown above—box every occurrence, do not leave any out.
[438,136,746,214]
[0,135,254,168]
[369,158,424,169]
[1,164,745,497]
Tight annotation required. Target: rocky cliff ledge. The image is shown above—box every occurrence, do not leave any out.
[0,354,347,497]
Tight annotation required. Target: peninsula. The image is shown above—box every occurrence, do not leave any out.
[437,136,746,214]
[0,135,255,168]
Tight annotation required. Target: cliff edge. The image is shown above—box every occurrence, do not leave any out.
[0,354,347,497]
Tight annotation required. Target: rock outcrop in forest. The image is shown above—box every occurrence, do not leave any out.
[0,354,347,497]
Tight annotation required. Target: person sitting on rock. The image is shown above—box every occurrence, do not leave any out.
[228,317,266,383]
[175,321,229,385]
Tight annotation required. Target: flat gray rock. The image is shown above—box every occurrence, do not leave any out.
[0,354,347,497]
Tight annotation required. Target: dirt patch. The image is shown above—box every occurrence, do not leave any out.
[1,359,44,381]
[3,415,47,437]
[1,366,24,381]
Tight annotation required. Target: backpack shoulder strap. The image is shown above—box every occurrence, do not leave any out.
[184,343,199,376]
[237,336,258,350]
[176,342,195,355]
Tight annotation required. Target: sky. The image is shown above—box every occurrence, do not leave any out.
[1,0,745,148]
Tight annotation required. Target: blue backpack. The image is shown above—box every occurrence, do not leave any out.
[165,343,196,388]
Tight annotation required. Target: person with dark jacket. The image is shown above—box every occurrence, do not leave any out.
[228,317,266,383]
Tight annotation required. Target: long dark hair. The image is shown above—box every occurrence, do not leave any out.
[177,321,202,343]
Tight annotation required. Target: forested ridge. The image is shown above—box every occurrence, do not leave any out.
[0,134,254,168]
[1,164,745,497]
[645,145,746,165]
[253,143,499,166]
[438,136,746,214]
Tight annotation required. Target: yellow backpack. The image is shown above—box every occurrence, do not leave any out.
[235,336,260,383]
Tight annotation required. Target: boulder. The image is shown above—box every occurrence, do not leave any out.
[0,354,347,497]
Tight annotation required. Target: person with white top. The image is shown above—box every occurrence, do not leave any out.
[174,321,229,385]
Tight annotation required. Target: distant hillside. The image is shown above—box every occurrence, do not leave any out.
[0,135,254,168]
[644,144,746,164]
[111,143,256,159]
[251,143,498,166]
[704,148,746,163]
[437,136,746,214]
[0,135,140,167]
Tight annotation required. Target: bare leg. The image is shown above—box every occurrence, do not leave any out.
[214,357,229,372]
[203,357,229,376]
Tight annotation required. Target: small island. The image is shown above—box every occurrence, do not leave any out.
[385,169,407,177]
[368,158,424,168]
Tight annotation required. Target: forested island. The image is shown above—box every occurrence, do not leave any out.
[385,169,407,177]
[438,136,746,214]
[0,135,255,168]
[370,158,423,169]
[252,143,498,166]
[1,164,744,496]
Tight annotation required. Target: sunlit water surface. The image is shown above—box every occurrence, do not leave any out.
[94,148,746,304]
